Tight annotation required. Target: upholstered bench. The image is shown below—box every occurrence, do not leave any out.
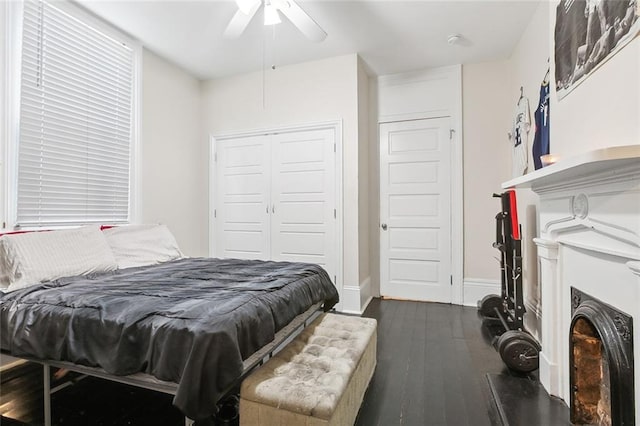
[240,313,377,425]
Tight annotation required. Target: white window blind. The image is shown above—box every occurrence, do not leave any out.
[16,0,134,227]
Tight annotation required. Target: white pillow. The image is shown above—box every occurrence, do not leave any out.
[0,226,118,292]
[103,224,184,269]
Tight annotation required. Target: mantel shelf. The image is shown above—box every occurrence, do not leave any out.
[502,145,640,190]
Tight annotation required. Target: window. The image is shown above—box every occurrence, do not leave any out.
[12,0,137,228]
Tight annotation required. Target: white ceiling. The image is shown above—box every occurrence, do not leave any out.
[79,0,541,80]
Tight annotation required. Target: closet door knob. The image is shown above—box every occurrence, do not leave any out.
[381,223,387,231]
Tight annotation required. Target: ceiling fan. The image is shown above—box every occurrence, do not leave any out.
[224,0,327,42]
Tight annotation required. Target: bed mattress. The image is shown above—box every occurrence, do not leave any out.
[0,257,339,419]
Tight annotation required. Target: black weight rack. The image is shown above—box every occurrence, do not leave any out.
[478,190,540,373]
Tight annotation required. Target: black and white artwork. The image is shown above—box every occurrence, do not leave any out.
[555,0,639,99]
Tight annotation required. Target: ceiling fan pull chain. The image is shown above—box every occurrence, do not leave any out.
[262,24,266,109]
[271,24,277,70]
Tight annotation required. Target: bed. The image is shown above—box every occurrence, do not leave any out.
[0,255,339,422]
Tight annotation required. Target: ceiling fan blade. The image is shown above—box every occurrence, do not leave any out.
[279,1,327,42]
[236,0,261,15]
[223,3,260,39]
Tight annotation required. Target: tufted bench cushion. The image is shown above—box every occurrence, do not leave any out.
[240,313,377,425]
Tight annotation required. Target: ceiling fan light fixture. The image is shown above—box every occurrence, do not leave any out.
[224,0,326,41]
[235,0,260,15]
[264,3,281,26]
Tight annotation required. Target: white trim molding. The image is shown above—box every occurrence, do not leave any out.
[341,285,362,315]
[375,65,464,305]
[359,277,373,314]
[2,0,23,231]
[340,277,373,315]
[532,237,561,396]
[462,278,500,307]
[524,299,542,319]
[450,64,464,305]
[129,40,143,225]
[377,65,461,124]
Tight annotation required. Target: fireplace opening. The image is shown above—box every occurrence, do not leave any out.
[570,288,634,426]
[572,317,612,424]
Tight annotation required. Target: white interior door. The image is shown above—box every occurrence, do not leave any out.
[380,118,452,302]
[214,136,270,260]
[270,129,336,281]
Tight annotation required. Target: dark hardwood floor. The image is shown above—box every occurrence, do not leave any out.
[0,299,563,425]
[356,298,507,426]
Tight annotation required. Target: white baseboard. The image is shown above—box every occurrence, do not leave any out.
[462,278,501,307]
[361,295,373,314]
[341,285,362,314]
[340,277,373,315]
[359,277,372,313]
[539,351,562,398]
[525,299,542,318]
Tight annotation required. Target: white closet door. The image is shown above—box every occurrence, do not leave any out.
[214,136,270,260]
[380,118,452,303]
[270,129,336,280]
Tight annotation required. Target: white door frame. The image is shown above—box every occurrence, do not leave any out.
[377,66,463,305]
[209,120,344,308]
[379,117,453,302]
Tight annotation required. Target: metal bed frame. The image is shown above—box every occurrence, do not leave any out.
[6,302,324,426]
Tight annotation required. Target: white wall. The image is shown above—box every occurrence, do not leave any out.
[462,60,511,280]
[357,57,371,307]
[506,1,551,339]
[549,2,639,153]
[0,2,6,230]
[368,78,380,300]
[141,49,208,257]
[508,2,552,175]
[461,60,512,304]
[510,0,640,174]
[201,54,365,312]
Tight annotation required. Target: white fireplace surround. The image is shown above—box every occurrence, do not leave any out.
[503,146,640,419]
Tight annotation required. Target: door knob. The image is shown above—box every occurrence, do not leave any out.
[381,223,387,231]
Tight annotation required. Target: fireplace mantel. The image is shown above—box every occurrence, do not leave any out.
[502,145,640,191]
[503,144,640,260]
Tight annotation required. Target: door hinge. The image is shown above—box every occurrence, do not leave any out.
[334,275,337,283]
[214,209,217,218]
[214,152,217,161]
[449,129,455,140]
[450,275,453,286]
[333,142,336,153]
[333,209,336,218]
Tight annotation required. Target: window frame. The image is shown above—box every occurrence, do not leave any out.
[2,0,141,231]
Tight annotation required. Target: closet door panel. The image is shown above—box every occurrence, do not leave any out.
[270,129,336,280]
[214,136,270,260]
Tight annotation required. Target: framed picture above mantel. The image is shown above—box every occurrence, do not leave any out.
[554,0,640,99]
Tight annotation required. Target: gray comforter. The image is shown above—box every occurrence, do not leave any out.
[0,257,338,419]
